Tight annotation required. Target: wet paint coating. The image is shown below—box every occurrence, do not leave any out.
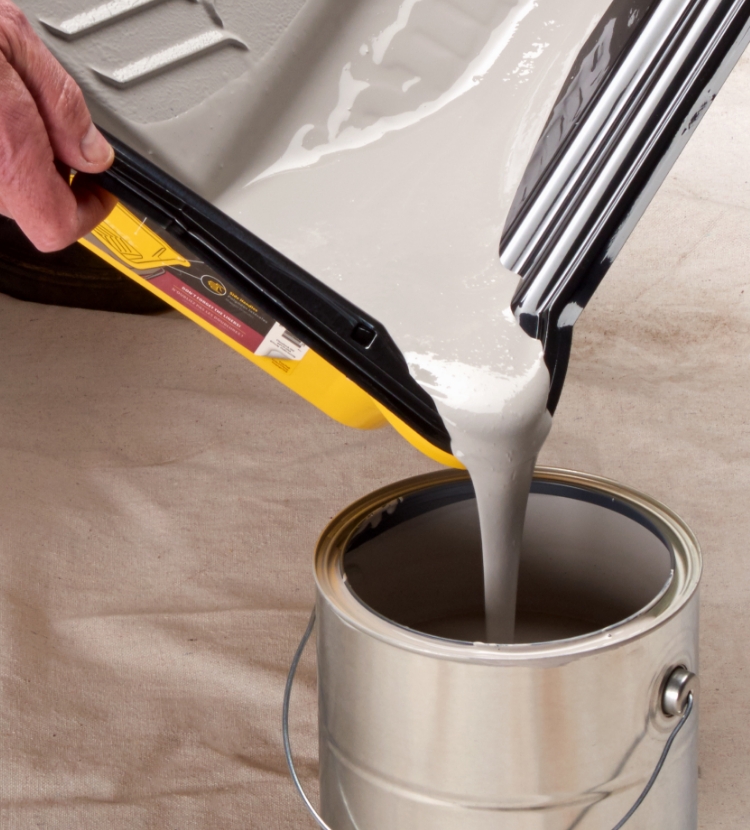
[26,0,616,641]
[213,0,613,641]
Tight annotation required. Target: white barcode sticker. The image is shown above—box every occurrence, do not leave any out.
[255,322,310,361]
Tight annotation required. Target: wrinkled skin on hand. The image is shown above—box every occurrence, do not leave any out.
[0,0,115,252]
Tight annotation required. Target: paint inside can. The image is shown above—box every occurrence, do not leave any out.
[343,473,674,644]
[312,468,701,829]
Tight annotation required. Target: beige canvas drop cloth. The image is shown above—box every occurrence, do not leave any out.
[2,53,750,830]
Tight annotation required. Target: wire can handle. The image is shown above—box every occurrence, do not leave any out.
[283,609,695,830]
[282,610,332,830]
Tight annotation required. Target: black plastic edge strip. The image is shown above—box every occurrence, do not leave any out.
[80,133,453,455]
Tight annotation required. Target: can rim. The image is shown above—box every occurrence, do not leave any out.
[314,467,702,664]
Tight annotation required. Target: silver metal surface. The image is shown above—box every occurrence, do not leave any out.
[662,667,700,717]
[503,0,698,274]
[284,611,696,830]
[611,694,695,830]
[314,468,702,830]
[504,0,750,322]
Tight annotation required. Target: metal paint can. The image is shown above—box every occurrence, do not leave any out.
[308,467,701,829]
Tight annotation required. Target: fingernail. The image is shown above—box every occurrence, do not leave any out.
[80,123,113,166]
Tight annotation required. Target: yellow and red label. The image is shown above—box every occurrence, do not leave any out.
[80,202,462,468]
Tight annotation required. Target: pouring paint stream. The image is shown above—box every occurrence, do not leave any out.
[216,0,612,642]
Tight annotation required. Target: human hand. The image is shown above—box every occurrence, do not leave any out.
[0,0,116,252]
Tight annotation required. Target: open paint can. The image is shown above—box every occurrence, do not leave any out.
[285,468,701,829]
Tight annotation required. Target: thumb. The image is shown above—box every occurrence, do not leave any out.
[0,3,113,172]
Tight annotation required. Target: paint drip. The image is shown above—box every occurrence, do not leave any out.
[215,0,612,641]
